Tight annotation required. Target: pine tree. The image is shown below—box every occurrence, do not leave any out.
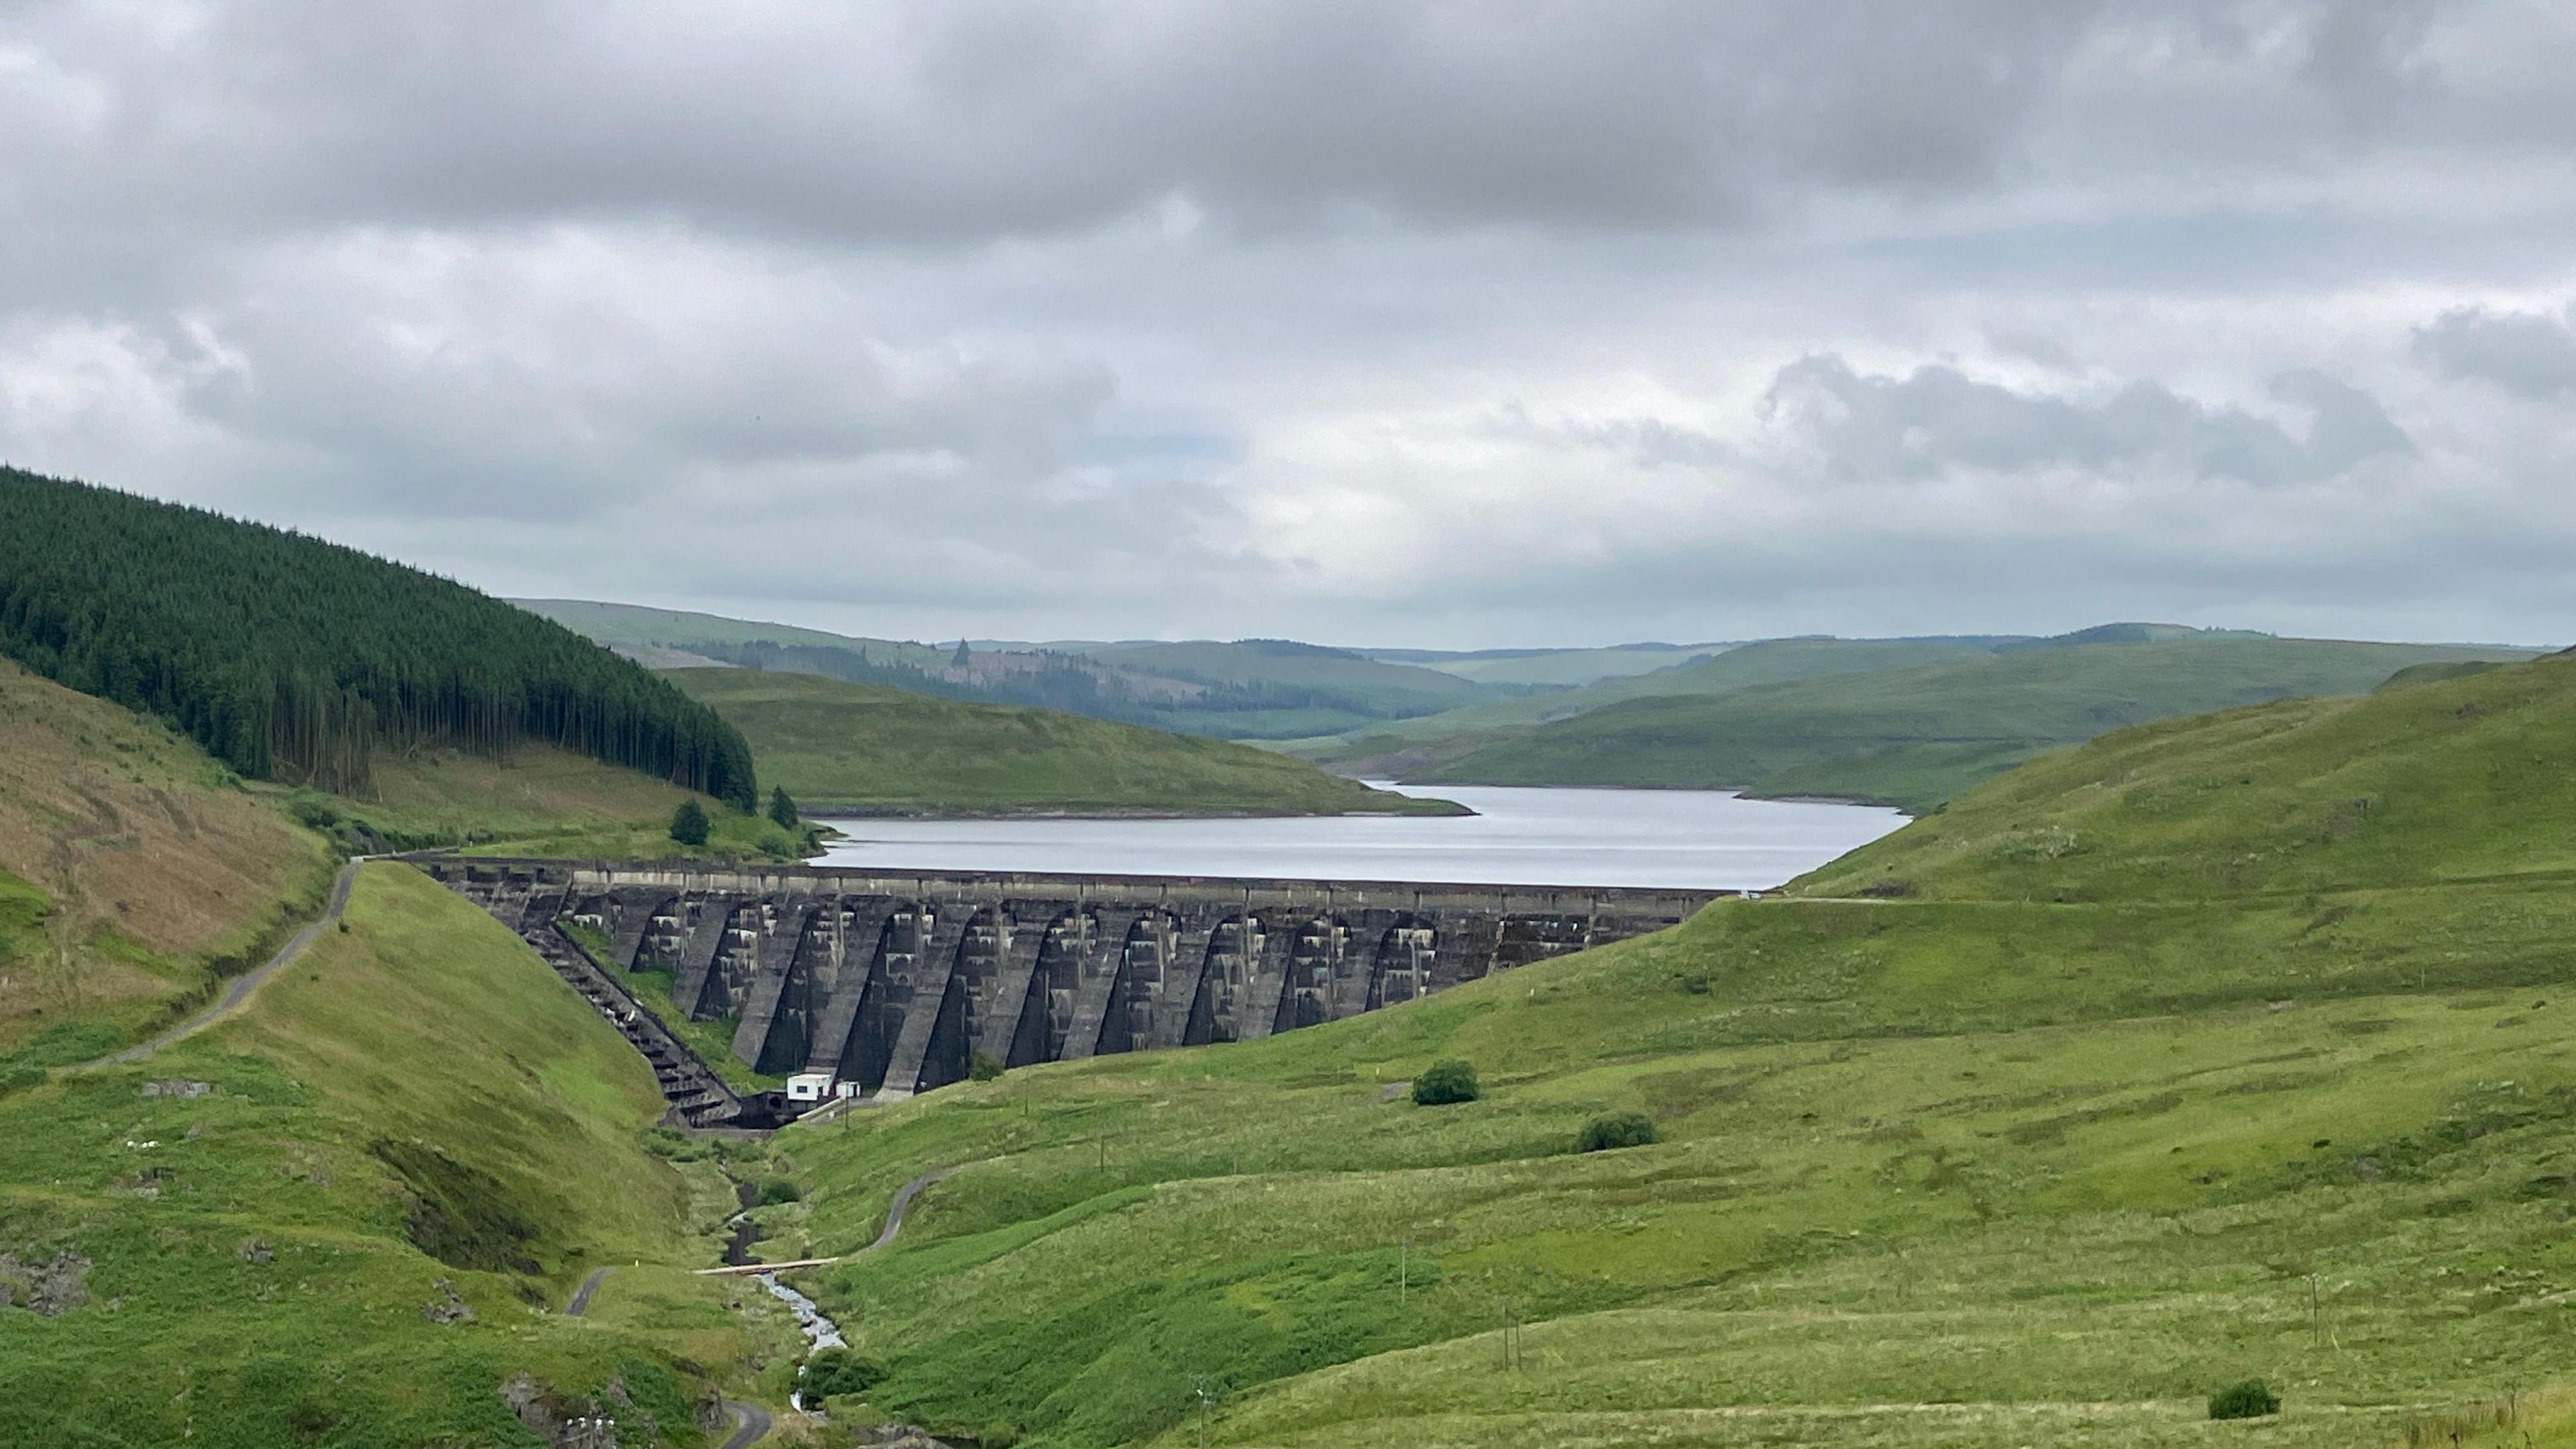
[951,639,973,669]
[768,786,798,829]
[669,800,710,846]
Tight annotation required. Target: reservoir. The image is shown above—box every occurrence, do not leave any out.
[814,784,1905,891]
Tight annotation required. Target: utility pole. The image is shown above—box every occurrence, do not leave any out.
[1191,1375,1218,1449]
[1399,1237,1409,1309]
[2308,1273,2323,1348]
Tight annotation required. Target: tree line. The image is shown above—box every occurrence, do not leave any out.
[0,470,757,808]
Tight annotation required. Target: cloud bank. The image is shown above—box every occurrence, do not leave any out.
[3,0,2573,645]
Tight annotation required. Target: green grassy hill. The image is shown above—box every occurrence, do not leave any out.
[742,651,2576,1448]
[1391,633,2530,810]
[0,862,796,1445]
[1286,634,2030,771]
[665,667,1460,816]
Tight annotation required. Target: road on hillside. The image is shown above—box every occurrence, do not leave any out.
[718,1400,772,1449]
[867,1165,960,1252]
[566,1265,612,1317]
[105,858,365,1064]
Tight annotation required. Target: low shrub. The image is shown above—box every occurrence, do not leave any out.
[1412,1059,1479,1106]
[287,795,339,830]
[969,1052,1006,1081]
[798,1347,886,1401]
[757,1176,802,1205]
[2209,1379,2280,1420]
[1577,1112,1657,1152]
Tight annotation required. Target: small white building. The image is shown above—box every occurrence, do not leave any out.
[784,1071,836,1103]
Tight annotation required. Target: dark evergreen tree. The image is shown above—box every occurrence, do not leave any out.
[951,639,973,668]
[767,786,798,829]
[0,469,756,808]
[669,800,710,846]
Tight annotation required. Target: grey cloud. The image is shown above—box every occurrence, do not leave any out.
[16,0,2557,269]
[1765,356,2409,486]
[2414,303,2576,397]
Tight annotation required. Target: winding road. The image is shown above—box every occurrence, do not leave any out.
[717,1400,773,1449]
[866,1165,960,1252]
[106,858,364,1064]
[566,1265,612,1317]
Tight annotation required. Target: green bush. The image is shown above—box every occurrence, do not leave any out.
[798,1346,886,1401]
[757,1176,802,1205]
[0,1064,46,1098]
[287,794,340,830]
[969,1051,1006,1081]
[667,800,710,847]
[2208,1379,2279,1419]
[1577,1112,1656,1152]
[768,786,800,829]
[1411,1059,1479,1106]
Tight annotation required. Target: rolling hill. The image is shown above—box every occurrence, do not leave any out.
[1286,633,2033,770]
[523,599,1513,739]
[741,649,2576,1448]
[1316,630,2532,810]
[664,667,1462,816]
[1359,641,1737,687]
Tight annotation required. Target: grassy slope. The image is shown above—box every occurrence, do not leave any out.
[1284,635,2018,771]
[762,651,2576,1448]
[0,863,789,1445]
[665,667,1460,816]
[331,740,810,859]
[0,658,333,1060]
[1411,635,2526,810]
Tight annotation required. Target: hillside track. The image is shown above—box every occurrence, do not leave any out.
[566,1265,612,1317]
[719,1399,772,1448]
[104,857,364,1065]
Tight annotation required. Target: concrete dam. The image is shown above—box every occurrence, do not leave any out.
[427,858,1713,1126]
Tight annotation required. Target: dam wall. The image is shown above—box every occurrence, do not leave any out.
[425,857,1713,1114]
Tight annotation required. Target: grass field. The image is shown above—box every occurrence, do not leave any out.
[667,667,1461,816]
[753,650,2576,1448]
[1358,633,2528,810]
[0,863,800,1445]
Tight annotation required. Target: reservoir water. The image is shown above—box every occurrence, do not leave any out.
[814,784,1905,891]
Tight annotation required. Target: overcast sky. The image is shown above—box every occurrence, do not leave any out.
[4,1,2573,648]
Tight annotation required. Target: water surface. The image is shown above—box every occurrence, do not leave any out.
[814,784,1904,890]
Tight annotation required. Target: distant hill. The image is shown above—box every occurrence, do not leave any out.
[1291,633,2034,770]
[1360,641,1739,687]
[665,667,1461,816]
[522,599,1514,739]
[1314,630,2532,810]
[0,473,756,808]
